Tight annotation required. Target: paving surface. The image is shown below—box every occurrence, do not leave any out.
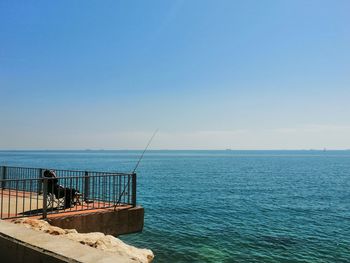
[0,189,131,219]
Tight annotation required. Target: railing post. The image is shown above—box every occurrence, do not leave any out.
[1,166,7,189]
[42,178,48,219]
[38,168,43,194]
[131,173,137,207]
[84,171,90,202]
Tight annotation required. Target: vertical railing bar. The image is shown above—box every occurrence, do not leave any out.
[92,176,95,209]
[95,174,99,208]
[109,175,111,207]
[121,176,124,205]
[100,175,102,205]
[113,175,116,206]
[75,176,78,211]
[29,180,33,215]
[105,175,107,206]
[3,166,7,189]
[51,177,55,213]
[124,175,126,204]
[62,178,66,213]
[58,177,61,212]
[102,175,104,206]
[102,175,105,206]
[84,171,89,204]
[36,179,39,216]
[68,177,70,211]
[96,175,98,206]
[117,174,119,205]
[8,181,11,218]
[128,174,130,205]
[69,177,72,211]
[42,178,48,219]
[64,178,67,212]
[95,175,98,207]
[122,175,124,204]
[91,173,93,208]
[57,177,61,213]
[98,176,100,209]
[65,177,68,211]
[15,180,18,217]
[108,175,110,206]
[103,175,105,205]
[81,176,85,209]
[104,175,106,203]
[119,175,121,205]
[106,175,108,206]
[38,168,43,194]
[132,173,137,207]
[22,180,26,217]
[95,173,97,208]
[100,175,103,207]
[1,180,3,219]
[127,175,129,204]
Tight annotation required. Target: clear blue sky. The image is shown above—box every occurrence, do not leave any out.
[1,0,349,149]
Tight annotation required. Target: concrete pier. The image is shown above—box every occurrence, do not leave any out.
[1,189,144,236]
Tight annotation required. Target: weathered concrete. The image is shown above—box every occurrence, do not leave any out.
[0,234,71,263]
[47,206,144,236]
[0,220,151,263]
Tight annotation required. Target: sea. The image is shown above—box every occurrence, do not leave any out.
[0,150,349,262]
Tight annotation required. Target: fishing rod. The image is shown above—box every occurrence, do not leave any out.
[115,129,158,209]
[132,128,158,174]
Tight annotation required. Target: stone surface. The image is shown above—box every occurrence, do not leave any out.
[11,218,154,263]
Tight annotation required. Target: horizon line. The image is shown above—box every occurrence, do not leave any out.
[0,148,350,151]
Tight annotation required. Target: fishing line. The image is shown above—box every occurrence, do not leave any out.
[132,129,158,174]
[115,129,158,209]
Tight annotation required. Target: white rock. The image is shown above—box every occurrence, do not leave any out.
[11,218,154,263]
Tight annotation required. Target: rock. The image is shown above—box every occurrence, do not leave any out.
[11,218,154,263]
[12,218,66,235]
[64,228,78,234]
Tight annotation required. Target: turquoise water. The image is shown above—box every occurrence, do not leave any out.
[1,150,349,262]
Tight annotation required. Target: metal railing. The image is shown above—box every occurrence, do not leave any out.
[0,166,136,219]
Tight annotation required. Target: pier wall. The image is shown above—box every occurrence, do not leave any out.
[47,206,144,236]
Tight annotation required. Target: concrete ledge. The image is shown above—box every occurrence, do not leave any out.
[0,233,74,263]
[0,220,144,263]
[47,206,144,236]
